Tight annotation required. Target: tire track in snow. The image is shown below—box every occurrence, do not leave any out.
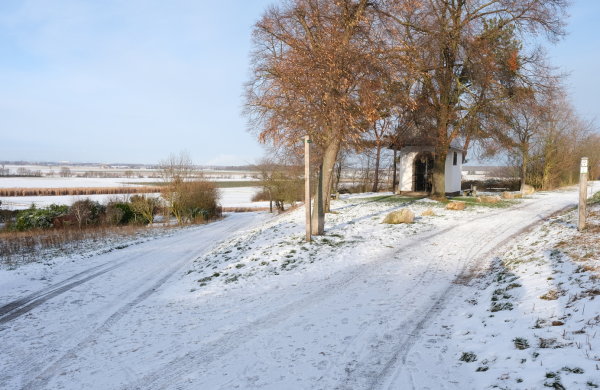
[123,202,540,390]
[22,255,192,389]
[0,230,197,326]
[359,203,576,390]
[0,261,127,325]
[4,215,265,390]
[331,217,490,390]
[20,215,261,390]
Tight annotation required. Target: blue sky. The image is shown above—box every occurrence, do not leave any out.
[0,0,598,166]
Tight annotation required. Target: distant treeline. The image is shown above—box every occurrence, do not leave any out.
[0,186,163,197]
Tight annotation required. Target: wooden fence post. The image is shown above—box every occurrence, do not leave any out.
[304,136,312,242]
[578,157,588,231]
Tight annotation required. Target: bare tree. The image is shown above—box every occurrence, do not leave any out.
[380,0,568,198]
[159,151,196,224]
[490,89,548,191]
[59,167,72,177]
[245,0,385,234]
[368,118,395,192]
[528,96,595,189]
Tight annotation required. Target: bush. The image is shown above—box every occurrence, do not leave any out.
[251,189,270,202]
[590,191,600,205]
[14,204,69,231]
[164,180,221,224]
[181,180,221,222]
[105,202,135,225]
[130,195,160,224]
[258,175,303,211]
[69,199,105,228]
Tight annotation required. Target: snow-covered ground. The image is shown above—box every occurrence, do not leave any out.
[399,193,600,389]
[1,188,597,389]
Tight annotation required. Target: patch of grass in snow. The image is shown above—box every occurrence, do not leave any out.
[544,379,565,389]
[513,337,530,350]
[540,289,561,300]
[354,195,417,204]
[449,196,517,208]
[224,274,239,284]
[561,366,584,374]
[459,352,477,362]
[197,272,222,286]
[490,301,514,312]
[538,337,559,349]
[588,191,600,205]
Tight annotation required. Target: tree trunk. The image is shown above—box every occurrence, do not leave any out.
[335,160,342,193]
[268,189,273,213]
[321,139,341,213]
[372,142,382,193]
[310,139,341,235]
[432,146,447,198]
[311,163,324,235]
[520,148,528,192]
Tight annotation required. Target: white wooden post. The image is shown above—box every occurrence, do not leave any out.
[304,136,311,242]
[578,157,588,231]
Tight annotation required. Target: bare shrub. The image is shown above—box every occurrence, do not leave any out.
[179,180,221,223]
[130,195,160,224]
[70,199,104,228]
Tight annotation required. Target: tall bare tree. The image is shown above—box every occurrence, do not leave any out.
[528,96,595,189]
[245,0,385,234]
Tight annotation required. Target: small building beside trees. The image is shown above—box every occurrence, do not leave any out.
[392,143,464,195]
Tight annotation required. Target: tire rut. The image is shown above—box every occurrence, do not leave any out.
[123,202,537,390]
[0,228,205,327]
[20,216,261,390]
[360,204,576,390]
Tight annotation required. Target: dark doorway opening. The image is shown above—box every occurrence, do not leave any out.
[413,152,433,192]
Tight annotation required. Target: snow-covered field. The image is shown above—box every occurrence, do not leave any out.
[0,177,151,188]
[219,186,267,209]
[0,186,264,210]
[1,188,598,389]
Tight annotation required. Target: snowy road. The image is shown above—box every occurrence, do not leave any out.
[0,190,578,389]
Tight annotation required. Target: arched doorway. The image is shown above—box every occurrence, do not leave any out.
[413,152,433,192]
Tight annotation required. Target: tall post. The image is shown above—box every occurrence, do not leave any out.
[392,149,397,193]
[578,157,588,231]
[304,136,312,242]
